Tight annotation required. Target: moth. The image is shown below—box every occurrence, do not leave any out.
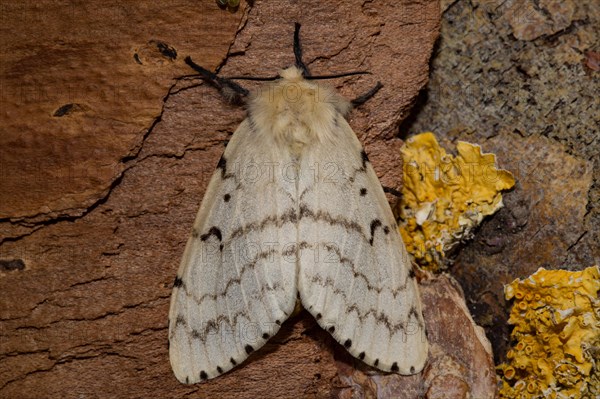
[169,23,428,384]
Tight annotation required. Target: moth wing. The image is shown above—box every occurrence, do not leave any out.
[169,119,298,383]
[297,117,428,374]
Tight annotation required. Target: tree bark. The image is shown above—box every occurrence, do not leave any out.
[0,1,499,398]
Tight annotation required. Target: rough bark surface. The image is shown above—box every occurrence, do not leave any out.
[0,1,497,398]
[403,0,599,362]
[335,274,496,399]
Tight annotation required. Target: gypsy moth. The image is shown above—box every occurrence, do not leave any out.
[168,24,428,383]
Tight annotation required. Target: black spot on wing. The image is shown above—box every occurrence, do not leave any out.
[328,326,335,333]
[201,226,222,242]
[374,359,379,367]
[245,344,254,354]
[275,320,281,325]
[200,370,208,380]
[173,276,184,288]
[391,362,399,372]
[359,188,367,196]
[217,366,223,374]
[262,333,269,339]
[410,366,415,373]
[409,267,416,279]
[383,226,390,234]
[316,313,322,320]
[230,357,237,366]
[223,193,231,202]
[358,352,365,360]
[216,155,225,169]
[185,376,189,384]
[344,339,352,348]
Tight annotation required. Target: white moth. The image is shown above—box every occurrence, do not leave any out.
[169,55,428,384]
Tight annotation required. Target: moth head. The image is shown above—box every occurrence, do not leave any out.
[266,66,350,118]
[278,66,305,82]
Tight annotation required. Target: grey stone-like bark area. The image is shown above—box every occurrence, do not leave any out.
[402,0,599,362]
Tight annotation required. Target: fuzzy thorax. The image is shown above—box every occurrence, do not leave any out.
[249,66,351,153]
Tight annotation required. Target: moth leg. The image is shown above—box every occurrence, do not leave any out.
[294,22,311,77]
[351,82,383,107]
[184,56,249,104]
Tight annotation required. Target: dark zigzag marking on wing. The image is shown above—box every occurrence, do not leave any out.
[360,150,370,170]
[169,283,283,341]
[200,226,222,242]
[348,149,385,184]
[175,248,282,305]
[309,275,349,298]
[169,293,284,341]
[293,240,408,297]
[282,241,312,257]
[180,249,281,306]
[308,274,412,335]
[319,276,424,334]
[368,219,383,246]
[299,204,368,241]
[345,149,370,180]
[345,304,406,334]
[216,155,234,180]
[224,204,382,248]
[408,305,425,329]
[299,187,311,201]
[320,244,409,295]
[307,275,409,334]
[228,207,298,241]
[171,312,268,341]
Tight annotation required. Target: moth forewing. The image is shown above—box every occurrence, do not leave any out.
[169,66,427,383]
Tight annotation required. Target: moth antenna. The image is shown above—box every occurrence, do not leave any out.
[184,56,249,104]
[224,75,279,81]
[294,22,310,77]
[382,186,403,198]
[351,81,383,107]
[305,71,370,80]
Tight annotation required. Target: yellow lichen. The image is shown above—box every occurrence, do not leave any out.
[498,266,600,399]
[396,132,515,270]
